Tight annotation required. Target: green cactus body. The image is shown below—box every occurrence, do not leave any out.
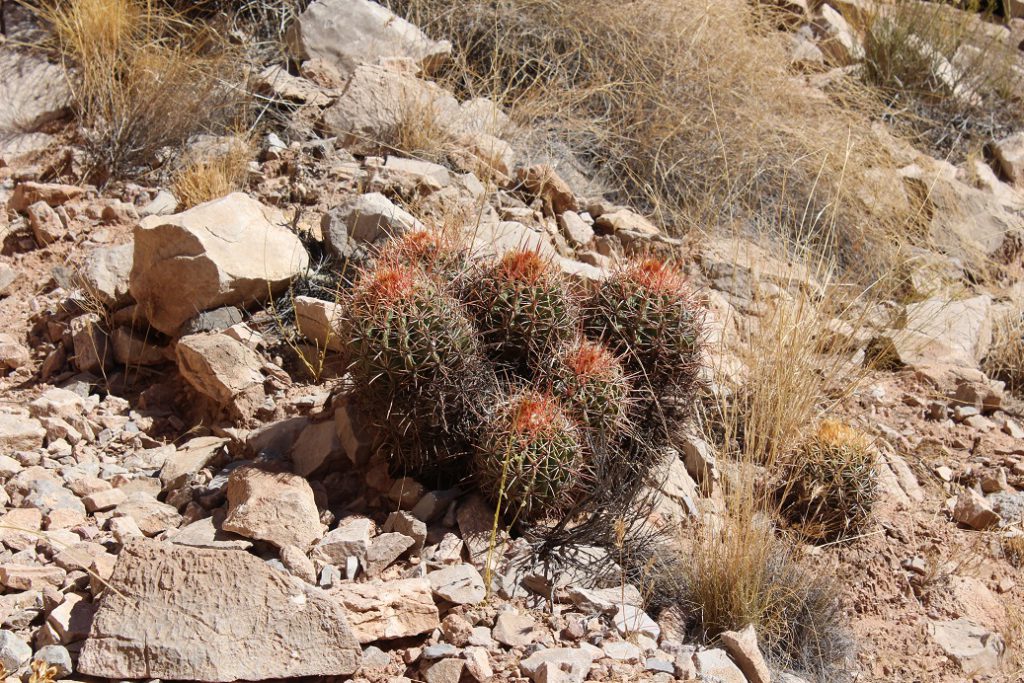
[463,250,579,373]
[474,390,586,520]
[586,258,703,394]
[543,339,631,435]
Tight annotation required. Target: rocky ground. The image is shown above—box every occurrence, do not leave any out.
[1,0,1024,682]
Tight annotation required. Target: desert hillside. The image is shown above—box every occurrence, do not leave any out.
[1,1,1023,682]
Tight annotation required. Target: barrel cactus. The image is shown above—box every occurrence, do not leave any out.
[585,258,703,395]
[781,420,878,543]
[376,228,467,282]
[473,390,587,520]
[541,339,631,436]
[463,249,579,373]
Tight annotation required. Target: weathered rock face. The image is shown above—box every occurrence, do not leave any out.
[288,0,452,76]
[222,465,325,550]
[928,618,1005,674]
[77,539,361,681]
[0,51,71,161]
[331,577,439,643]
[176,333,266,416]
[871,296,992,370]
[129,193,309,334]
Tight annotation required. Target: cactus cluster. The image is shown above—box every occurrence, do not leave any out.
[463,250,579,372]
[336,242,705,526]
[781,420,878,543]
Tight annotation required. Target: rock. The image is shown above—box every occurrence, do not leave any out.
[364,532,414,575]
[0,565,65,591]
[0,52,71,161]
[0,334,30,370]
[992,132,1024,187]
[7,182,83,213]
[159,436,227,492]
[558,212,594,247]
[82,488,126,513]
[315,516,373,566]
[517,165,578,215]
[47,592,96,643]
[330,577,440,643]
[322,192,424,259]
[76,243,134,308]
[129,193,309,334]
[111,327,168,366]
[602,641,642,662]
[166,513,252,551]
[469,220,558,261]
[280,544,318,583]
[693,648,747,683]
[0,414,45,450]
[34,644,72,678]
[613,604,660,640]
[814,4,863,65]
[425,658,465,683]
[953,489,1001,530]
[176,333,266,417]
[563,585,643,615]
[519,648,595,683]
[719,624,771,683]
[428,564,486,605]
[115,492,182,536]
[180,306,245,335]
[928,618,1005,674]
[593,208,660,237]
[291,419,342,477]
[322,64,461,156]
[254,65,330,107]
[70,313,112,374]
[374,156,452,194]
[463,646,493,681]
[871,296,992,370]
[0,630,31,672]
[412,489,460,523]
[27,201,63,246]
[287,0,451,76]
[77,539,361,681]
[0,264,22,297]
[222,465,324,550]
[294,296,345,353]
[383,510,427,555]
[493,611,537,648]
[139,190,179,217]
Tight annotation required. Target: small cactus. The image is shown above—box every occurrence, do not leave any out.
[473,390,587,520]
[541,339,631,435]
[585,258,703,395]
[463,249,579,373]
[781,420,878,543]
[376,228,467,282]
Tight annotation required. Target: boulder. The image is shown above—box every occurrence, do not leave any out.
[129,193,309,334]
[76,243,134,308]
[176,333,266,416]
[0,51,71,161]
[287,0,451,76]
[222,465,325,550]
[330,577,440,643]
[870,296,992,370]
[77,539,361,681]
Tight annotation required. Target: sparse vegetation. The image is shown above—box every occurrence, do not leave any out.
[984,304,1024,397]
[171,137,252,208]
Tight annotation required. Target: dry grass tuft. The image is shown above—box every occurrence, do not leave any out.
[1003,534,1024,568]
[861,0,1024,161]
[171,138,252,209]
[983,303,1024,397]
[389,0,916,278]
[34,0,248,180]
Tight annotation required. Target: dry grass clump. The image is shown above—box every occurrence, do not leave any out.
[861,0,1024,161]
[983,304,1024,397]
[171,138,252,208]
[780,420,878,543]
[388,0,913,277]
[35,0,248,180]
[668,515,852,680]
[1003,534,1024,568]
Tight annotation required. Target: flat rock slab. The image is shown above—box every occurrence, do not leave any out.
[77,539,361,681]
[331,577,439,643]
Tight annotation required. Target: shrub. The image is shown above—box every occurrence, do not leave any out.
[36,0,247,180]
[473,389,587,521]
[585,258,703,398]
[171,138,252,208]
[463,250,579,373]
[780,420,878,543]
[983,304,1024,398]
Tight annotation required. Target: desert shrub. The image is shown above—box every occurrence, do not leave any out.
[861,0,1024,161]
[462,250,579,373]
[662,515,852,681]
[171,137,251,208]
[35,0,248,180]
[983,304,1024,397]
[387,0,913,277]
[780,420,878,543]
[473,389,587,521]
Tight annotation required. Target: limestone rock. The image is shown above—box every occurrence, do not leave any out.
[0,52,71,161]
[176,333,266,416]
[493,611,537,648]
[693,648,747,683]
[0,414,45,451]
[294,296,345,353]
[428,564,486,604]
[111,327,167,366]
[519,648,595,683]
[76,243,134,308]
[992,132,1024,188]
[871,296,992,370]
[469,220,558,261]
[288,0,451,76]
[953,489,1001,530]
[929,618,1005,674]
[330,577,440,643]
[222,465,324,550]
[115,493,183,536]
[322,192,424,259]
[77,539,361,681]
[719,624,771,683]
[0,334,30,371]
[27,200,64,245]
[7,182,83,213]
[129,193,309,334]
[517,165,578,215]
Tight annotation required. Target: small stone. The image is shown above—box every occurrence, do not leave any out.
[115,492,182,536]
[493,610,537,648]
[46,592,96,644]
[0,630,31,672]
[222,465,324,550]
[27,201,63,245]
[440,614,473,647]
[412,489,459,522]
[280,544,317,584]
[383,510,427,554]
[953,489,1001,530]
[519,648,595,683]
[719,624,771,683]
[330,577,440,643]
[363,532,414,576]
[613,604,660,640]
[423,643,460,660]
[602,640,642,662]
[0,565,66,591]
[83,488,127,513]
[693,648,746,683]
[314,516,373,565]
[463,646,493,681]
[33,644,72,678]
[425,658,465,683]
[361,645,391,668]
[428,564,485,605]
